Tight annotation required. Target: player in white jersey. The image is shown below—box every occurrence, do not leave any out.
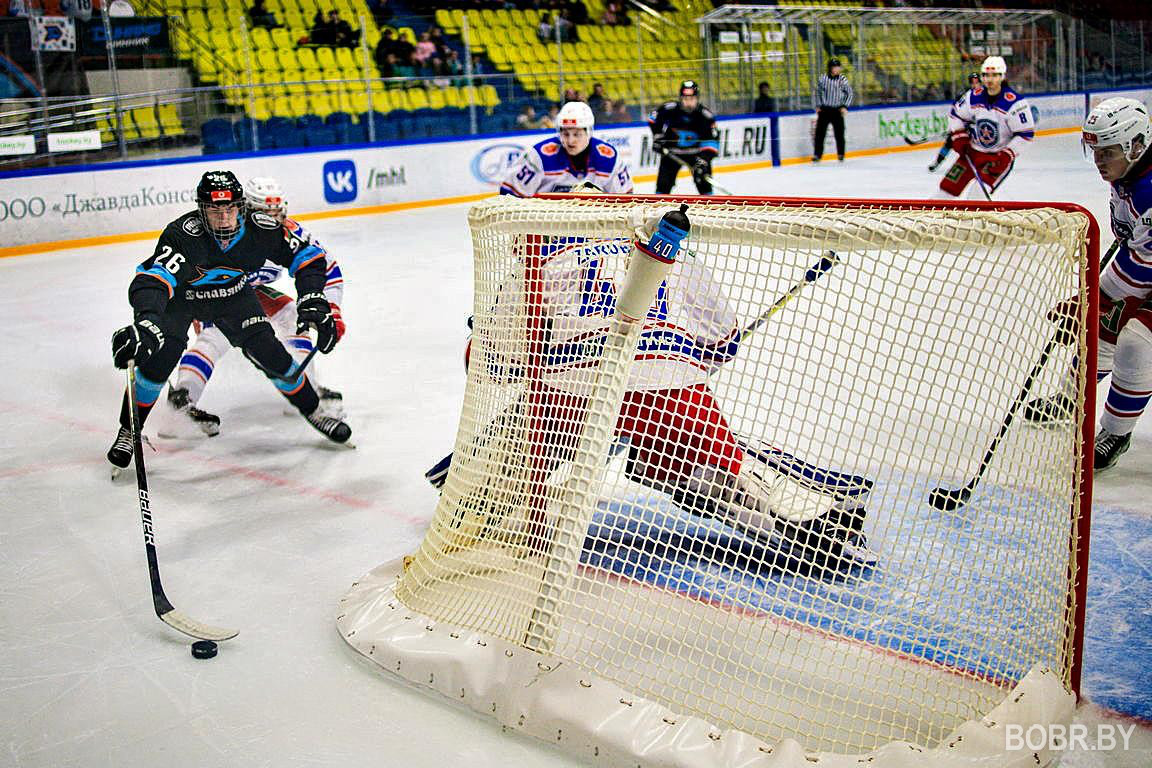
[165,177,346,436]
[499,101,633,196]
[935,56,1036,199]
[1026,97,1152,470]
[429,201,873,572]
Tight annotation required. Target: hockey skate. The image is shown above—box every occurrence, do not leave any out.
[107,426,134,477]
[163,387,221,437]
[304,403,353,445]
[1095,428,1132,471]
[1023,392,1075,426]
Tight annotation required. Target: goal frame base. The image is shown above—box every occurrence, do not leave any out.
[338,557,1075,768]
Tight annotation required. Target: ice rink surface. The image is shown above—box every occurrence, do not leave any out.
[1,132,1149,767]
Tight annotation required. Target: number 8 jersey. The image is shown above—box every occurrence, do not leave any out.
[499,136,634,197]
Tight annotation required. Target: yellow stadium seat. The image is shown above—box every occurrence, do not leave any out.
[406,88,430,110]
[311,93,334,118]
[315,46,337,70]
[301,67,323,82]
[272,95,305,118]
[188,10,209,30]
[434,9,455,32]
[427,88,446,109]
[271,27,293,48]
[296,46,318,69]
[335,46,359,72]
[157,104,184,136]
[479,84,498,107]
[257,49,279,73]
[350,90,370,114]
[252,27,273,49]
[131,106,161,139]
[277,48,299,71]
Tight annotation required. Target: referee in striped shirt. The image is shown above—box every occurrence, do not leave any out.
[813,58,854,162]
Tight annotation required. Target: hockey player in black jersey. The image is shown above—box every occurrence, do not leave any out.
[649,80,720,195]
[106,171,350,471]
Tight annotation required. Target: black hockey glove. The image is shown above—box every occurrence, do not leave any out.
[652,136,669,156]
[691,157,712,186]
[111,317,164,369]
[297,292,339,354]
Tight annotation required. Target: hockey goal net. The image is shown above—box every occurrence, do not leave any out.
[339,195,1097,767]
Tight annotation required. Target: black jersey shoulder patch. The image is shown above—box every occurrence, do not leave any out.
[251,212,280,230]
[182,217,204,236]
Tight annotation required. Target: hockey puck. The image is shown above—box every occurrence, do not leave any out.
[191,640,218,659]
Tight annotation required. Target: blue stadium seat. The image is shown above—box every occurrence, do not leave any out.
[201,118,237,154]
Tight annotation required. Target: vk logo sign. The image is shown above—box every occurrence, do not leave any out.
[323,160,357,203]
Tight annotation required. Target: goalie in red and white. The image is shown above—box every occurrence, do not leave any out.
[431,207,873,571]
[935,55,1036,199]
[165,177,346,436]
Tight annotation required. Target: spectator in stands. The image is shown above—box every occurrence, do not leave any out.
[565,0,588,24]
[753,81,776,113]
[587,82,606,115]
[441,49,464,85]
[537,15,553,42]
[428,25,449,58]
[556,10,578,42]
[516,104,547,130]
[375,28,395,69]
[610,98,632,123]
[328,10,359,48]
[367,0,393,27]
[310,11,335,45]
[541,105,558,129]
[601,0,629,26]
[413,32,437,65]
[561,87,582,104]
[378,51,398,79]
[248,0,278,29]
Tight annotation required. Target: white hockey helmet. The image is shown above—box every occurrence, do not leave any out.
[1083,97,1151,165]
[556,101,595,135]
[245,176,287,219]
[980,56,1007,76]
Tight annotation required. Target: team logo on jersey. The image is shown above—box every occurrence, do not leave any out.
[182,217,204,236]
[595,144,616,158]
[188,265,246,286]
[1004,91,1016,102]
[975,119,1000,148]
[251,211,279,230]
[540,142,560,156]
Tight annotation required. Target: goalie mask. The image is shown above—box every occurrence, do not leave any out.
[245,176,287,222]
[196,170,244,241]
[1083,97,1151,182]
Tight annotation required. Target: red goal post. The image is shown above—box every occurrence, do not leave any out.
[340,194,1100,768]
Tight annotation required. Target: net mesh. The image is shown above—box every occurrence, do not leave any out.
[397,195,1093,754]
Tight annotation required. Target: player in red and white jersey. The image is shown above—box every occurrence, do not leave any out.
[1027,98,1152,471]
[429,210,873,571]
[500,101,633,196]
[165,177,346,436]
[935,56,1037,198]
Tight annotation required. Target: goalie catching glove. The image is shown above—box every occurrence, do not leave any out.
[691,157,711,187]
[296,293,341,353]
[111,317,164,369]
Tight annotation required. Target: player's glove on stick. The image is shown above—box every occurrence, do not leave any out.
[691,157,711,186]
[297,292,339,353]
[950,131,971,158]
[652,136,669,156]
[111,317,164,369]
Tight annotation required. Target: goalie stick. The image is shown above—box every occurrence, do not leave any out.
[426,250,843,489]
[928,239,1119,511]
[127,363,238,642]
[962,152,994,201]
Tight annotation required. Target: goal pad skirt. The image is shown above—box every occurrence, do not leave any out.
[338,558,1075,767]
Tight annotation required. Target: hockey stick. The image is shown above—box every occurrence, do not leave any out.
[127,363,239,642]
[663,151,734,195]
[244,345,320,383]
[738,251,841,342]
[928,239,1121,511]
[962,152,993,201]
[903,135,934,146]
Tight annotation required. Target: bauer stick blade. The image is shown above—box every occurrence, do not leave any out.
[128,363,238,642]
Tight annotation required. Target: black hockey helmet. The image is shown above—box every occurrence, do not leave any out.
[967,71,981,85]
[196,170,244,240]
[679,80,699,97]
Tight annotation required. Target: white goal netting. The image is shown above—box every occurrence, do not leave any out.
[339,195,1096,767]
